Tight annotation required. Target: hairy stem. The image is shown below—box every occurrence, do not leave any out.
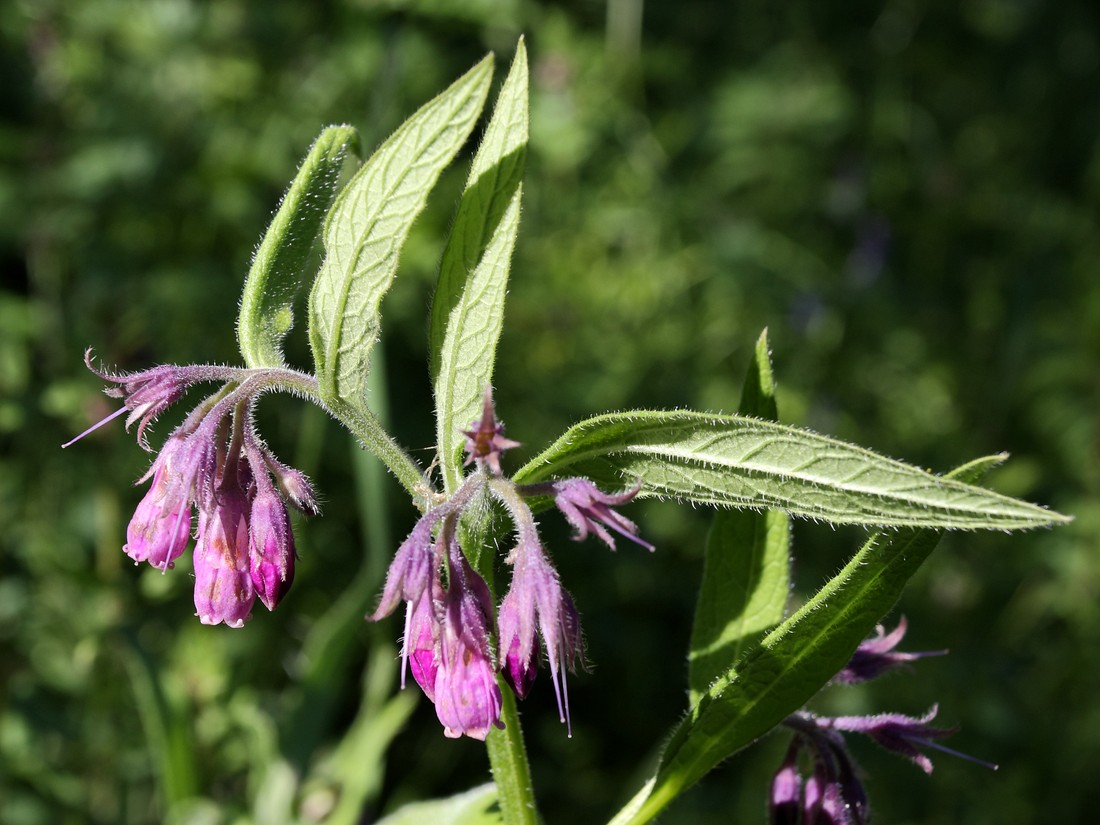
[323,396,432,508]
[239,365,432,506]
[486,683,540,825]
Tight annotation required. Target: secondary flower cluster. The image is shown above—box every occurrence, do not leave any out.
[769,619,993,825]
[67,353,316,626]
[368,391,653,739]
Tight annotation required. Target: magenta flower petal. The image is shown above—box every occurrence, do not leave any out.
[123,436,194,569]
[434,639,503,740]
[368,509,443,622]
[828,706,959,775]
[193,486,255,628]
[405,594,440,698]
[497,588,539,699]
[497,534,584,733]
[433,544,503,739]
[80,351,194,449]
[769,742,802,825]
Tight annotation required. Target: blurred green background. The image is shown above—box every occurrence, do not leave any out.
[2,1,1097,823]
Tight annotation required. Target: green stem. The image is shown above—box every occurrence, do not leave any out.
[228,364,431,504]
[325,395,431,508]
[487,681,540,825]
[606,780,676,825]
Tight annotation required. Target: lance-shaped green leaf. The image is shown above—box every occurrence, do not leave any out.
[611,455,1008,825]
[689,330,790,704]
[431,39,528,494]
[514,411,1068,530]
[309,55,494,406]
[239,125,359,368]
[375,783,500,825]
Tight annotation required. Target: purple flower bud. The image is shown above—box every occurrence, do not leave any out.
[551,478,654,552]
[497,535,584,733]
[193,485,255,628]
[802,763,826,823]
[265,453,321,516]
[804,761,852,825]
[69,350,321,627]
[779,715,870,825]
[497,592,539,699]
[822,733,869,825]
[124,429,217,568]
[249,489,296,611]
[124,436,194,569]
[771,619,992,823]
[162,427,219,513]
[368,509,443,622]
[462,387,520,475]
[833,616,946,685]
[370,504,504,740]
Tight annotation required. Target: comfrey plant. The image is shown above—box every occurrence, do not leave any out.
[68,42,1067,824]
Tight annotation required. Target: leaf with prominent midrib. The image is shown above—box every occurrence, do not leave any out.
[308,55,494,407]
[238,124,358,368]
[431,40,528,494]
[688,330,790,705]
[515,411,1068,530]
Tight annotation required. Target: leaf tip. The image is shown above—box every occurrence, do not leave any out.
[475,50,496,75]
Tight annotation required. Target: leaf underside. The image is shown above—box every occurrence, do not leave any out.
[374,783,500,825]
[239,124,359,369]
[431,41,528,494]
[309,54,495,408]
[516,410,1067,530]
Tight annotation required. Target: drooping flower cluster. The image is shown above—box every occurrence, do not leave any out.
[66,352,316,626]
[366,488,505,740]
[369,390,653,739]
[769,619,995,825]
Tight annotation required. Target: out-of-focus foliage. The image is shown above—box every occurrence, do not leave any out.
[2,1,1096,824]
